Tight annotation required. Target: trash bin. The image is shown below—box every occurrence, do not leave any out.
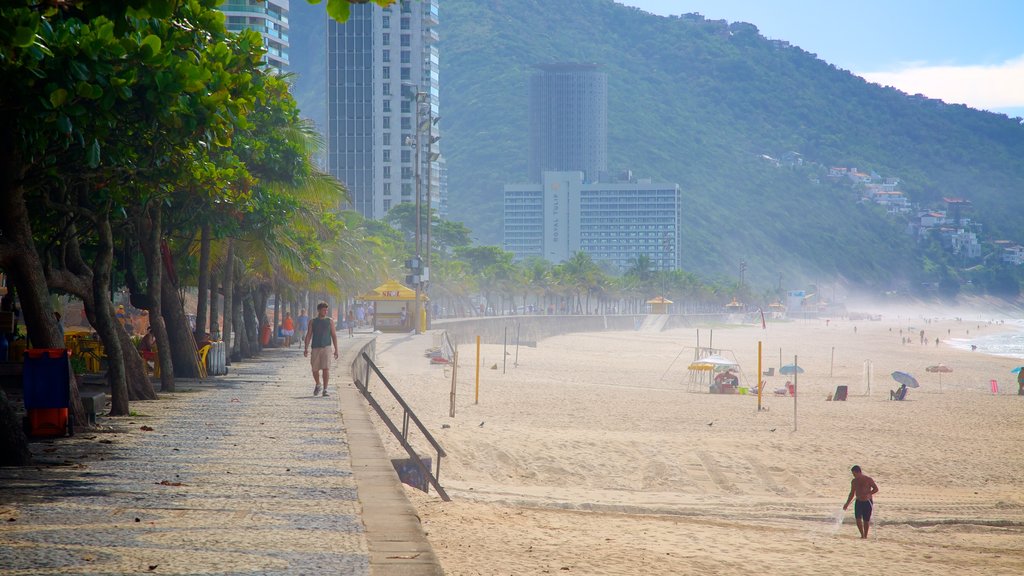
[22,348,73,437]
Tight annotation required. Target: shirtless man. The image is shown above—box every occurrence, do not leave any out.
[843,465,880,538]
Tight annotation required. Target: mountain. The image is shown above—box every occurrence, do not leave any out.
[435,0,1024,288]
[290,0,1024,291]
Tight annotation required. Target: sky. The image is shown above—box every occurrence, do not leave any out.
[619,0,1024,118]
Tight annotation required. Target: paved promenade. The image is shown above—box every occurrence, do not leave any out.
[0,335,442,575]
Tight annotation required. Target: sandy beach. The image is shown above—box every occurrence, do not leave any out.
[365,312,1024,575]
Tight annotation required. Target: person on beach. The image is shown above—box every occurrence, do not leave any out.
[843,465,879,539]
[281,312,295,347]
[346,308,355,337]
[1017,368,1024,396]
[297,309,309,337]
[303,302,338,397]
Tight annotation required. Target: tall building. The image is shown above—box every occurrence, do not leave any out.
[504,171,682,271]
[219,0,290,71]
[528,63,608,183]
[326,0,442,220]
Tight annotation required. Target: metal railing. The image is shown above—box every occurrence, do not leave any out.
[355,351,450,501]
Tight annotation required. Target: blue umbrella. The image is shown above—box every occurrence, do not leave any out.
[1012,367,1023,374]
[891,370,920,388]
[779,364,804,375]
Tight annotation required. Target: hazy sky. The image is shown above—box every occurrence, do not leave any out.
[619,1,1024,117]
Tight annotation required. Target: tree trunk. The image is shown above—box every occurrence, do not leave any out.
[138,205,174,392]
[221,239,235,364]
[160,273,200,378]
[242,290,259,358]
[194,221,211,339]
[0,159,64,462]
[209,276,220,339]
[230,283,244,362]
[91,217,130,415]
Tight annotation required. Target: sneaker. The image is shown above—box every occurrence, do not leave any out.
[313,385,322,396]
[322,389,329,397]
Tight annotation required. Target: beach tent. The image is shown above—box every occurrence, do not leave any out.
[687,354,743,393]
[358,279,429,333]
[646,296,673,314]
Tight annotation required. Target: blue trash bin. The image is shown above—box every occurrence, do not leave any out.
[22,348,73,437]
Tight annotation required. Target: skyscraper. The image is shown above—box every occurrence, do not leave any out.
[219,0,290,71]
[528,63,608,183]
[326,0,442,220]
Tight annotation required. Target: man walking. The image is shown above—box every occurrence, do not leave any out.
[843,465,879,538]
[303,302,338,397]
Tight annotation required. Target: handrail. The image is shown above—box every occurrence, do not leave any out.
[356,351,450,501]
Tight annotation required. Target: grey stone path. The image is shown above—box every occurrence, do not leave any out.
[0,336,442,575]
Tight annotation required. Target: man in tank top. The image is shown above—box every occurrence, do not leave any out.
[303,302,338,397]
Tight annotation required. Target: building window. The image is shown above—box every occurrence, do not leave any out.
[384,166,391,178]
[401,117,411,130]
[401,50,410,64]
[401,100,411,113]
[383,15,390,28]
[383,67,390,79]
[383,50,390,63]
[401,150,411,163]
[401,67,410,80]
[383,83,390,95]
[402,183,413,195]
[401,34,410,47]
[383,150,391,162]
[383,100,391,112]
[383,116,390,129]
[402,167,413,179]
[384,199,392,211]
[383,132,391,145]
[382,33,390,45]
[400,1,411,13]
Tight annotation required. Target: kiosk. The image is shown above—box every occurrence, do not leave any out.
[358,280,429,333]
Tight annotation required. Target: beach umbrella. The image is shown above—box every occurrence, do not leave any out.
[779,363,804,375]
[891,370,920,388]
[926,364,953,390]
[1011,367,1023,374]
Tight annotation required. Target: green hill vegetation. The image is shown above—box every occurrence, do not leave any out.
[434,0,1024,294]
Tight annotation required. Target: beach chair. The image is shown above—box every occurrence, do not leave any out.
[833,385,848,401]
[763,367,774,377]
[889,384,908,401]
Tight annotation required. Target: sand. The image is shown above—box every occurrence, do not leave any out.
[365,314,1024,575]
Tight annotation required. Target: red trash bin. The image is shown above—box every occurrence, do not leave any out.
[22,348,73,437]
[260,324,271,346]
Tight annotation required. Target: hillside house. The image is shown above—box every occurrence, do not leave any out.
[918,211,946,228]
[1001,244,1024,265]
[948,229,982,259]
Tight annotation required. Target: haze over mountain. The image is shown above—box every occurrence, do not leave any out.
[291,0,1024,291]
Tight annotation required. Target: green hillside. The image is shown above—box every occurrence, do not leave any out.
[435,0,1024,288]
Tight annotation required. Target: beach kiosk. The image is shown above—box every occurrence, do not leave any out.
[358,280,429,333]
[646,296,673,314]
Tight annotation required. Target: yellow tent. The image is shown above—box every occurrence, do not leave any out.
[646,295,673,314]
[358,279,429,302]
[358,280,428,333]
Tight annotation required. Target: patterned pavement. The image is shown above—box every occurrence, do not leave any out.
[0,336,441,575]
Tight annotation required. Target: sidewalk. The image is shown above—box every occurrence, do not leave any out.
[0,336,442,575]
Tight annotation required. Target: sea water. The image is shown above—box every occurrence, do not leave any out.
[946,319,1024,360]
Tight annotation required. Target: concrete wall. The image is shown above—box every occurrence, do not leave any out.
[432,313,736,346]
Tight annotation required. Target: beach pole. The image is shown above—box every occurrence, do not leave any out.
[450,348,458,417]
[475,335,481,405]
[830,347,835,377]
[503,326,507,374]
[793,354,798,432]
[757,341,763,411]
[515,322,520,368]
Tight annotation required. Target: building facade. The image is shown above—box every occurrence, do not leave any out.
[504,171,682,271]
[326,0,442,220]
[219,0,290,71]
[528,63,608,183]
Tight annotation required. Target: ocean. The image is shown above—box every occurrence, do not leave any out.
[947,319,1024,360]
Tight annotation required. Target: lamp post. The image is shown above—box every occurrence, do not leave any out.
[403,84,440,333]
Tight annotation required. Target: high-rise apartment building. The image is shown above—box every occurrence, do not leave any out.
[219,0,290,71]
[528,63,608,183]
[504,171,682,271]
[326,0,442,220]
